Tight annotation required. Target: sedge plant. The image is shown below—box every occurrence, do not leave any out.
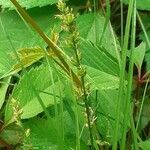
[0,0,149,149]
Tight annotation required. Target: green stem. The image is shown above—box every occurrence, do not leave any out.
[137,12,150,48]
[120,0,124,48]
[73,47,94,149]
[10,0,81,88]
[71,28,94,149]
[70,83,81,150]
[136,78,149,132]
[99,0,110,44]
[130,106,139,150]
[113,0,134,149]
[58,78,64,150]
[121,1,136,149]
[74,99,80,150]
[81,76,94,149]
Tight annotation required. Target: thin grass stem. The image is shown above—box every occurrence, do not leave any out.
[121,1,136,149]
[113,0,134,149]
[136,78,149,132]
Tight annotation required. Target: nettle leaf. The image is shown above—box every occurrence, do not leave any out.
[0,124,24,146]
[78,38,122,143]
[0,0,58,9]
[81,40,119,76]
[86,66,119,90]
[22,118,58,150]
[80,40,121,143]
[123,0,150,10]
[138,140,150,150]
[0,6,58,77]
[77,13,120,59]
[21,115,87,150]
[2,47,45,78]
[5,64,58,122]
[133,42,146,70]
[0,77,11,109]
[90,88,125,144]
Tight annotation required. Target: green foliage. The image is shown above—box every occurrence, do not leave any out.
[77,13,120,59]
[139,13,150,72]
[0,124,24,145]
[0,0,58,9]
[138,140,150,150]
[80,40,119,76]
[139,99,150,131]
[145,51,150,71]
[86,66,119,90]
[0,0,150,149]
[22,118,58,149]
[0,6,57,78]
[123,0,150,10]
[94,89,125,144]
[0,77,11,109]
[132,42,146,70]
[20,116,87,150]
[4,47,46,78]
[5,64,56,122]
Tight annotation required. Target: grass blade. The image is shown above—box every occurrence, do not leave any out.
[113,0,135,149]
[9,0,81,88]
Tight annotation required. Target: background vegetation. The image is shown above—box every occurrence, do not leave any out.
[0,0,150,149]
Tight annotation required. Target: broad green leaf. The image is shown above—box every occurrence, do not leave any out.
[86,66,119,90]
[0,0,58,9]
[1,118,57,149]
[0,77,11,109]
[0,124,24,146]
[22,118,58,150]
[133,42,146,70]
[0,6,58,77]
[80,40,119,76]
[20,84,59,119]
[77,13,120,59]
[90,88,125,144]
[123,0,150,10]
[85,66,122,144]
[138,140,150,150]
[63,83,90,145]
[21,115,87,150]
[5,64,57,121]
[63,65,120,143]
[1,47,45,78]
